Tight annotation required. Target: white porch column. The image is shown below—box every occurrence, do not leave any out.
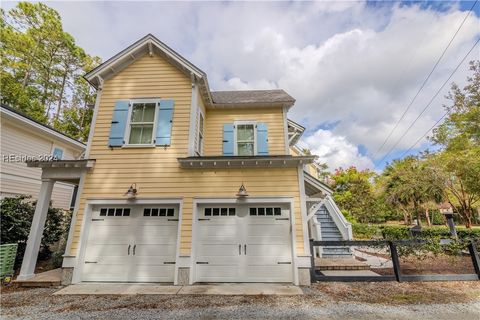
[17,179,55,280]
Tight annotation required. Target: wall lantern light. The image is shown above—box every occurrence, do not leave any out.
[236,183,249,198]
[124,183,137,200]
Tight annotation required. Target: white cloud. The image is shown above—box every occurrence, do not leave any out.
[302,129,375,171]
[4,1,478,169]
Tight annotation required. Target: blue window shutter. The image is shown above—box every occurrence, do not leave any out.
[223,124,234,156]
[108,100,129,147]
[155,99,174,146]
[52,147,63,160]
[257,123,269,155]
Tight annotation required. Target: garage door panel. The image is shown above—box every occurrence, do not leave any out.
[199,224,237,236]
[136,224,177,237]
[197,244,239,256]
[131,265,175,282]
[82,204,178,283]
[244,265,292,282]
[199,256,241,265]
[134,244,177,257]
[88,225,131,241]
[195,205,293,283]
[247,223,288,236]
[247,244,291,256]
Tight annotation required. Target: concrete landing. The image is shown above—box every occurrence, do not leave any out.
[15,268,62,287]
[54,283,303,296]
[178,284,302,295]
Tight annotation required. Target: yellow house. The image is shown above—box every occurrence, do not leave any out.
[18,34,352,286]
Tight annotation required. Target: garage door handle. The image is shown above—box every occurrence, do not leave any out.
[244,244,247,255]
[127,244,131,255]
[163,262,176,265]
[239,244,241,255]
[198,218,210,221]
[196,262,209,264]
[84,261,97,264]
[275,218,289,220]
[133,245,136,255]
[277,262,291,264]
[92,219,104,221]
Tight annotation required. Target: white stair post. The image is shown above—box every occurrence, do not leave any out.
[17,179,55,280]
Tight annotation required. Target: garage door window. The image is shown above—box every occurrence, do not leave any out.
[249,207,281,216]
[99,208,131,217]
[204,208,236,216]
[143,208,175,217]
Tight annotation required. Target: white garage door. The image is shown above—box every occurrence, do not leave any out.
[195,204,293,283]
[82,205,178,282]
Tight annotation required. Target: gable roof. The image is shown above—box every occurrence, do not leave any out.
[211,90,295,108]
[84,34,213,106]
[1,104,86,149]
[85,34,296,109]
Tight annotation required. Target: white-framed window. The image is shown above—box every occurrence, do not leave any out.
[52,146,64,160]
[196,110,205,155]
[125,99,158,145]
[234,121,256,156]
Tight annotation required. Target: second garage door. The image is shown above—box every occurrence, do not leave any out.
[82,205,178,282]
[195,204,293,283]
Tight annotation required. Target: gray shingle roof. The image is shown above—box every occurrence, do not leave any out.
[211,89,295,105]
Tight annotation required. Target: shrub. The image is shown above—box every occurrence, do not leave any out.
[380,225,480,242]
[0,196,71,268]
[352,223,381,239]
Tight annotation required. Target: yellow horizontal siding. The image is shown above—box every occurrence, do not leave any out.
[71,53,305,257]
[204,108,287,156]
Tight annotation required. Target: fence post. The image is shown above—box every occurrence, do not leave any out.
[389,241,402,282]
[310,239,316,283]
[467,241,480,280]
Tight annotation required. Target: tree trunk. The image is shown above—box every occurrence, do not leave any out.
[54,70,68,121]
[425,208,431,226]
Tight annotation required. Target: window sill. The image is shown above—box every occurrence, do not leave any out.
[121,144,156,149]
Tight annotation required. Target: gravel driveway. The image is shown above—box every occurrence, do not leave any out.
[2,282,480,320]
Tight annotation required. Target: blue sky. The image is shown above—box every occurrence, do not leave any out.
[4,1,479,171]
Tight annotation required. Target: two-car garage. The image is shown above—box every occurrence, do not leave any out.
[78,200,294,284]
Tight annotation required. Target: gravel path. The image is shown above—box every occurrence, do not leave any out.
[1,284,479,320]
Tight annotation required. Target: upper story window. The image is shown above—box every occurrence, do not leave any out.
[52,147,64,160]
[127,102,156,145]
[222,121,268,156]
[108,99,174,148]
[235,122,256,156]
[196,111,204,155]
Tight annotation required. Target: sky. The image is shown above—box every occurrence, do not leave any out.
[4,1,479,172]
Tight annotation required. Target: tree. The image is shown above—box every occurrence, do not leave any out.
[331,166,379,223]
[380,156,444,227]
[1,2,100,140]
[429,61,480,228]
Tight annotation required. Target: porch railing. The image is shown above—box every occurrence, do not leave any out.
[310,239,480,282]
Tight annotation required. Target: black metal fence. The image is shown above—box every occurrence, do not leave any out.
[310,239,480,282]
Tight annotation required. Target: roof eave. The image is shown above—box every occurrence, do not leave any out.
[209,101,295,109]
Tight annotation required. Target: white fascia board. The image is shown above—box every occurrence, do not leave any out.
[1,108,86,150]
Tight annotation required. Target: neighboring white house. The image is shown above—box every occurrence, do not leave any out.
[0,105,86,210]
